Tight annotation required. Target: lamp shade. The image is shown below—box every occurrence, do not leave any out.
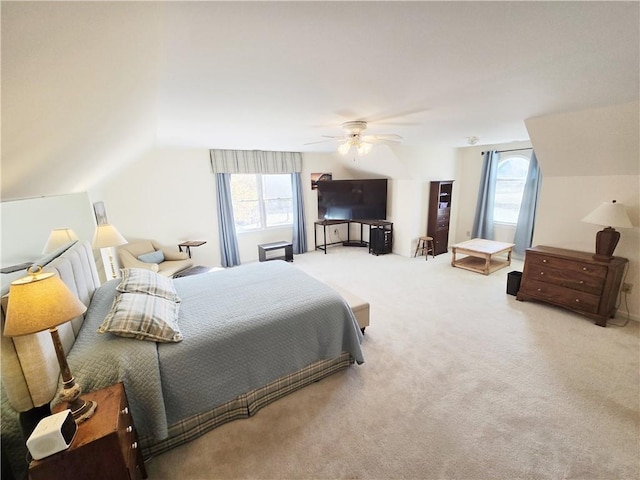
[4,268,87,337]
[338,139,373,156]
[42,228,78,254]
[356,142,373,155]
[337,141,352,156]
[91,224,127,249]
[581,201,633,228]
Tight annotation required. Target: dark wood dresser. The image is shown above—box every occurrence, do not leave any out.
[29,382,147,480]
[517,245,628,327]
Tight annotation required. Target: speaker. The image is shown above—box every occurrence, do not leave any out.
[26,410,77,460]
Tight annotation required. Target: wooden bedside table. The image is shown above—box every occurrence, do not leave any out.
[29,382,148,480]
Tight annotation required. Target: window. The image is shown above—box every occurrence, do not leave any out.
[494,154,530,224]
[230,174,293,231]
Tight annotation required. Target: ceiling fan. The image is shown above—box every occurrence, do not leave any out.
[306,121,402,156]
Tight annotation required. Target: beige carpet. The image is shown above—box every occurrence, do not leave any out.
[145,247,639,479]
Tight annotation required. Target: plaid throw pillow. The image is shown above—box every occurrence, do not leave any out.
[98,292,182,343]
[117,268,180,302]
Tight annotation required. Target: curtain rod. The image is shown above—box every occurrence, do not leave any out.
[481,147,532,155]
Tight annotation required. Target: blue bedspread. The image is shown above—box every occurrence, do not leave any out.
[66,279,169,438]
[67,261,363,440]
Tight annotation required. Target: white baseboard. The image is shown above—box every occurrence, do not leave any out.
[614,310,639,323]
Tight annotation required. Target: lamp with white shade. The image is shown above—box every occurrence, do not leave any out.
[581,200,633,261]
[3,266,97,422]
[42,228,79,254]
[92,224,127,278]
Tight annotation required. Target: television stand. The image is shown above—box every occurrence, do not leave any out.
[314,219,393,254]
[343,241,367,247]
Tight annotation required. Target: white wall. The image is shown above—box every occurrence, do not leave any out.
[0,192,96,266]
[93,145,459,266]
[96,148,351,265]
[310,144,459,257]
[392,145,458,257]
[454,140,534,246]
[1,2,164,201]
[525,102,640,320]
[95,148,220,266]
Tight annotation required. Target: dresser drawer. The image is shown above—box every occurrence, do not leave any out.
[520,278,601,314]
[117,393,141,479]
[526,253,607,278]
[523,265,604,295]
[33,383,147,480]
[518,246,628,326]
[118,405,133,471]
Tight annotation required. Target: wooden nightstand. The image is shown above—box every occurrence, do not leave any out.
[29,382,147,480]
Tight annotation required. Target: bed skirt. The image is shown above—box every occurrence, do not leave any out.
[140,352,354,459]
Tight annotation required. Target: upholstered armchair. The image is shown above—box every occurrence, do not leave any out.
[117,239,193,277]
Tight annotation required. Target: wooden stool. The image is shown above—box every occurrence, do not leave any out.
[414,236,435,260]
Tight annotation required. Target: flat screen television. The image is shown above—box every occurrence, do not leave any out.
[317,179,388,220]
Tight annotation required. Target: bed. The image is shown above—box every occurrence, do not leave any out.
[1,241,364,477]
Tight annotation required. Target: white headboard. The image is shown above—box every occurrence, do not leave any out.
[0,241,101,412]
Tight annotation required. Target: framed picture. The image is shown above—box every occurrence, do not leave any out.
[311,172,332,190]
[93,201,108,225]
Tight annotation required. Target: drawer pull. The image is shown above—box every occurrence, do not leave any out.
[126,426,133,433]
[575,299,580,303]
[131,441,138,449]
[537,288,542,292]
[542,259,547,263]
[539,272,544,276]
[579,280,584,284]
[121,407,129,415]
[582,267,587,271]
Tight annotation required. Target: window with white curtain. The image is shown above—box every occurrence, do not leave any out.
[494,153,531,225]
[230,174,293,231]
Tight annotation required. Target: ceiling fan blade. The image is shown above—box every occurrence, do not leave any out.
[304,137,346,145]
[363,134,403,143]
[365,106,431,124]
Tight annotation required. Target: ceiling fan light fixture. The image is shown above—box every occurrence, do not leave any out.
[337,141,352,155]
[357,142,373,155]
[311,119,399,156]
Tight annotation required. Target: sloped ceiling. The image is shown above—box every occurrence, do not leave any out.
[2,1,638,201]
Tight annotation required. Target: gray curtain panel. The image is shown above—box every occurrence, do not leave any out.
[471,150,499,239]
[291,172,307,254]
[514,151,542,255]
[215,173,241,267]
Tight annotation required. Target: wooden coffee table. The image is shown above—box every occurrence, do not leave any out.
[451,238,515,275]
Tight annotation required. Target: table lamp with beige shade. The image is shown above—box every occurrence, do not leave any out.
[92,224,127,279]
[581,200,633,261]
[42,228,78,254]
[3,266,97,423]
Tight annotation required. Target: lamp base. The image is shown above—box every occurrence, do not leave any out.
[72,399,97,423]
[59,382,98,423]
[50,327,98,423]
[593,227,620,262]
[108,251,117,279]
